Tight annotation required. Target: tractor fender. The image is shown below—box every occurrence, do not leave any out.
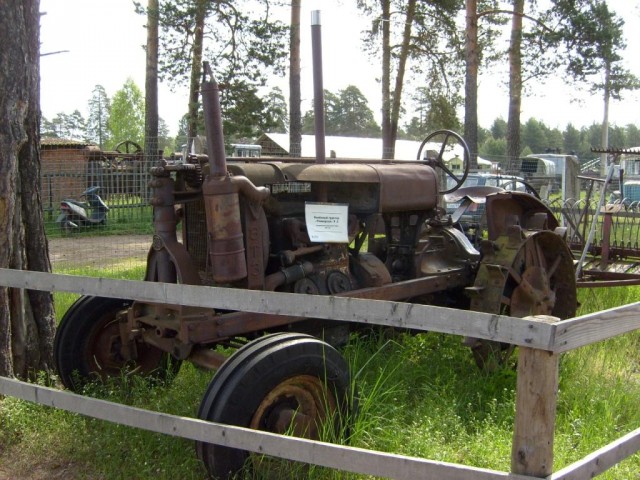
[484,191,559,241]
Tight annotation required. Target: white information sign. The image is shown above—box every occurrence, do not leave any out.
[305,202,349,243]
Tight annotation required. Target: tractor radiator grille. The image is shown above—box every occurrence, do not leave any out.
[183,198,208,273]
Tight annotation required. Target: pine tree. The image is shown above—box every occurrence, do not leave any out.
[87,85,110,148]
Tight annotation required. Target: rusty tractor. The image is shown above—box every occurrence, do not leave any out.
[53,70,577,478]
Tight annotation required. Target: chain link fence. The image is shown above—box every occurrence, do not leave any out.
[41,139,157,273]
[42,137,639,275]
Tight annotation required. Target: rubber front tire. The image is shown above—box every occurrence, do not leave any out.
[54,295,180,390]
[196,333,353,479]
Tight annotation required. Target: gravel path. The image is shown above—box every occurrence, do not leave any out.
[48,233,153,268]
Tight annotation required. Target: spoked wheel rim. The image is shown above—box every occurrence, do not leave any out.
[470,231,576,370]
[114,140,143,155]
[506,232,575,320]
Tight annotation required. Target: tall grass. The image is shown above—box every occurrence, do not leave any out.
[0,268,638,479]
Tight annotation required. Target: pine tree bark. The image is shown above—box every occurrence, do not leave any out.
[187,0,207,142]
[145,0,159,163]
[380,0,392,159]
[0,0,56,378]
[464,0,479,170]
[600,61,611,176]
[389,0,416,157]
[506,0,524,164]
[380,0,415,160]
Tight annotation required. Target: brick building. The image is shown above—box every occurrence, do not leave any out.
[40,138,99,217]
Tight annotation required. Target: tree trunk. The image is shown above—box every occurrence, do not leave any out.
[600,61,611,176]
[187,0,207,142]
[380,0,392,159]
[145,0,159,164]
[289,0,302,157]
[0,0,56,378]
[464,0,479,170]
[389,0,416,158]
[380,0,415,160]
[506,0,524,166]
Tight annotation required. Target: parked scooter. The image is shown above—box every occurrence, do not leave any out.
[57,186,109,232]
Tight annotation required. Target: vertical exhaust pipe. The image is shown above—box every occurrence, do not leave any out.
[311,10,326,165]
[201,63,229,177]
[201,63,247,283]
[311,10,329,203]
[199,63,270,284]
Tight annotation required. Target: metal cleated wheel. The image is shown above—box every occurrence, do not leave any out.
[196,332,354,479]
[468,230,576,370]
[54,295,180,390]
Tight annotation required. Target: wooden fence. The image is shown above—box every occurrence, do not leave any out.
[0,268,638,479]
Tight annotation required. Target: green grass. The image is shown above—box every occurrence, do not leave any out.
[0,269,638,479]
[51,263,147,318]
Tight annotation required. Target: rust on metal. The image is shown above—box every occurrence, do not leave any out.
[97,62,582,376]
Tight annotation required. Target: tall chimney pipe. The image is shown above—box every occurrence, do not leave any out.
[311,10,326,165]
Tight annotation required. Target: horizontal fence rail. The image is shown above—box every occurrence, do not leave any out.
[549,428,640,480]
[0,268,638,479]
[0,376,533,480]
[2,269,640,353]
[0,268,559,350]
[552,303,640,353]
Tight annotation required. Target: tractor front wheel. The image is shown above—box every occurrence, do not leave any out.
[196,333,354,479]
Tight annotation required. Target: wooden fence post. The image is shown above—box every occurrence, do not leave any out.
[511,345,559,477]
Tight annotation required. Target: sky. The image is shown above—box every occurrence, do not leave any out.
[39,0,640,137]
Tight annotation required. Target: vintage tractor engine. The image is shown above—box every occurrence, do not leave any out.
[181,161,460,291]
[133,72,576,367]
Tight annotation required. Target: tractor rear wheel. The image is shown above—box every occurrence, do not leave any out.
[468,231,576,370]
[54,295,180,390]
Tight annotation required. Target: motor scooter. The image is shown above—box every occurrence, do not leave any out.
[56,186,109,232]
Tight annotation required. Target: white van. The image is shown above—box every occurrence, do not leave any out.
[515,154,580,200]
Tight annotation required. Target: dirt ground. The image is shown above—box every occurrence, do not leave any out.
[0,455,88,480]
[48,233,153,268]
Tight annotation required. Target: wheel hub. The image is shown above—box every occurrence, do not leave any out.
[250,375,335,439]
[510,265,555,318]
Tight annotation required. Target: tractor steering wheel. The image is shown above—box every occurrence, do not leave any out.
[417,130,471,195]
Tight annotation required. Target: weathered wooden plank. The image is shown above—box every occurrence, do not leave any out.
[0,268,557,349]
[551,302,640,353]
[549,427,640,480]
[511,347,559,477]
[0,376,535,480]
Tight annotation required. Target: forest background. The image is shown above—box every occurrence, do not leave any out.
[39,0,640,165]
